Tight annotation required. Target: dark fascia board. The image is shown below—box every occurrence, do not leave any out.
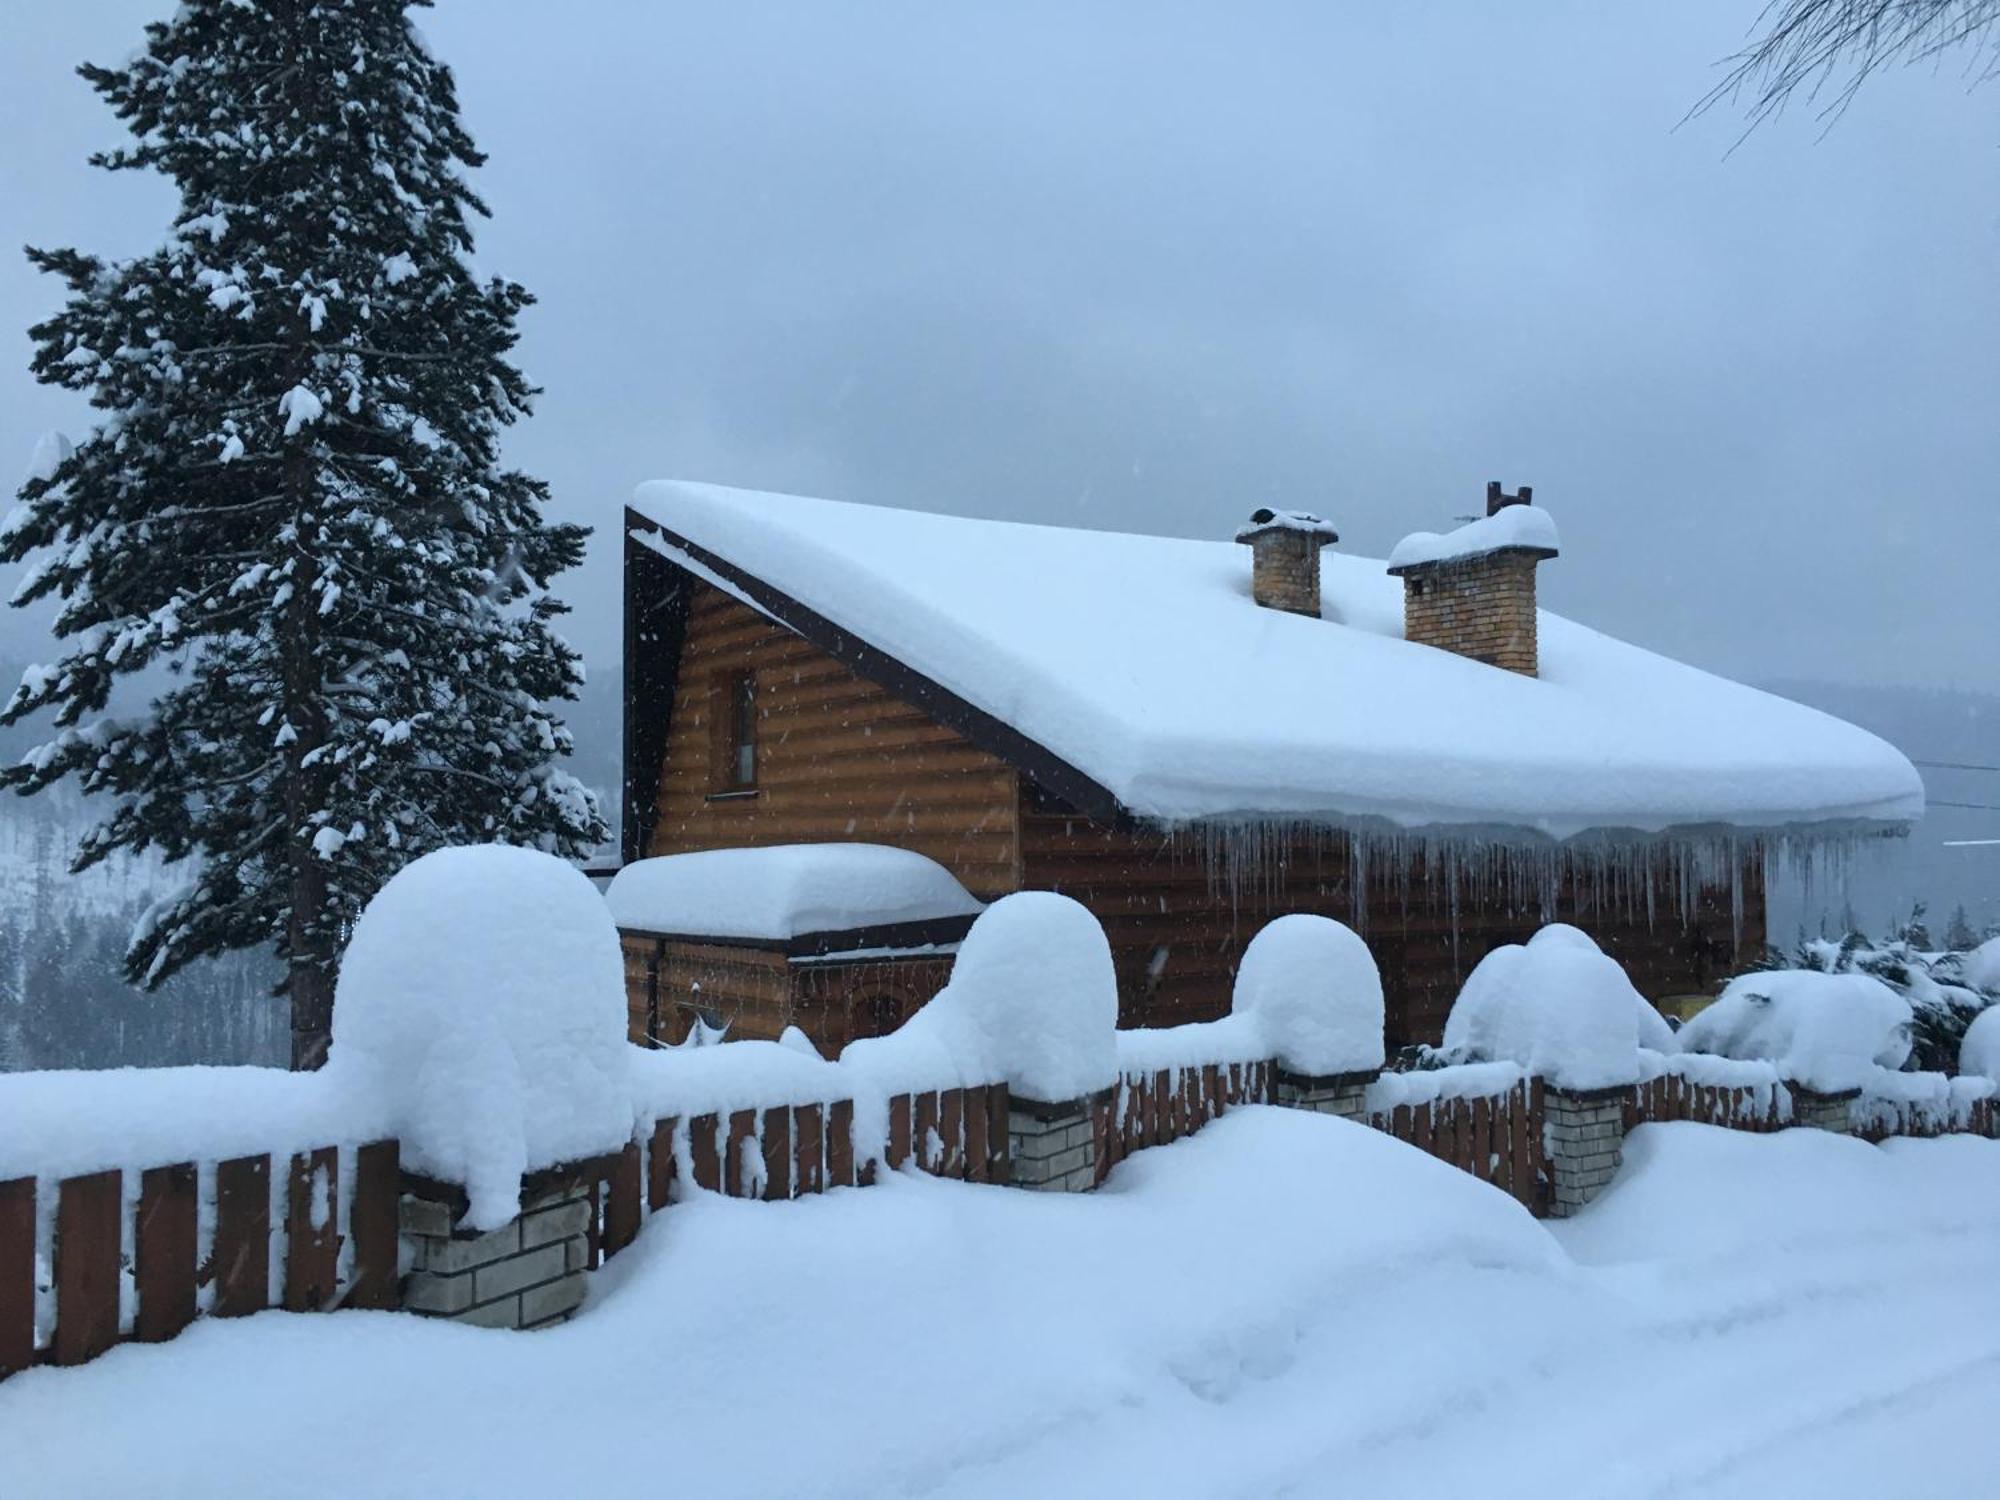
[622,514,693,865]
[622,507,1124,823]
[617,913,978,961]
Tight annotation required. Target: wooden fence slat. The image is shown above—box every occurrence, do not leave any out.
[348,1141,401,1311]
[939,1089,964,1178]
[1202,1064,1222,1125]
[726,1110,757,1198]
[1472,1095,1493,1182]
[604,1141,643,1257]
[965,1088,990,1183]
[986,1084,1011,1182]
[1413,1099,1433,1157]
[1510,1084,1534,1208]
[648,1119,677,1212]
[888,1094,914,1172]
[913,1092,940,1174]
[689,1114,722,1193]
[1492,1096,1515,1197]
[55,1169,122,1366]
[1092,1092,1115,1187]
[1389,1102,1412,1141]
[761,1108,793,1202]
[135,1163,197,1343]
[794,1104,824,1196]
[586,1179,604,1270]
[284,1148,340,1313]
[212,1155,270,1319]
[0,1178,34,1378]
[828,1099,857,1188]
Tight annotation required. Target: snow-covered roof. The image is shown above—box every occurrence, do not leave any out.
[627,480,1924,841]
[606,844,985,942]
[1387,504,1560,572]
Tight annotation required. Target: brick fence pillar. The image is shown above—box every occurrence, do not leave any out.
[1007,1092,1102,1192]
[1543,1085,1628,1218]
[1274,1067,1378,1122]
[401,1176,592,1330]
[1786,1085,1859,1134]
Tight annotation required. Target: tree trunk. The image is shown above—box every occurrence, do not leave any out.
[280,423,334,1071]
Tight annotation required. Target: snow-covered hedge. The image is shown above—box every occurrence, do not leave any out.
[1676,970,1912,1096]
[1961,1005,2000,1082]
[1440,925,1659,1091]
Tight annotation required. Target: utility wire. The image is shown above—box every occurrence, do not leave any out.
[1928,799,2000,812]
[1913,759,2000,774]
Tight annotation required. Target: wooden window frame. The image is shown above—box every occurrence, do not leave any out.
[708,669,760,799]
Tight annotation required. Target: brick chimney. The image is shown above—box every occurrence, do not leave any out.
[1386,482,1558,677]
[1236,508,1340,617]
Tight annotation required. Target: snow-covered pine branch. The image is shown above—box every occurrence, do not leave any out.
[2,0,606,1068]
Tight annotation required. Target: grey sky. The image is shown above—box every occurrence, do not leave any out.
[3,0,1996,698]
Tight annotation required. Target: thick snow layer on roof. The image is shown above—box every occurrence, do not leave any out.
[1387,503,1559,571]
[606,844,983,939]
[1676,969,1913,1093]
[630,481,1922,838]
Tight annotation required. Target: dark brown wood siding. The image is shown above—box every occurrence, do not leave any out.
[645,584,1022,898]
[1020,806,1766,1046]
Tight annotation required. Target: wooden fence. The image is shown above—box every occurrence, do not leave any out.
[1625,1074,1787,1133]
[1851,1093,1995,1145]
[1368,1078,1544,1213]
[587,1081,1009,1267]
[1094,1060,1277,1185]
[0,1140,401,1382]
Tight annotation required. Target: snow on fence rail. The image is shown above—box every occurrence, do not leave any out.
[0,1139,401,1381]
[586,1081,1011,1266]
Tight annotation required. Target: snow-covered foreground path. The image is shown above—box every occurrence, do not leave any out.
[3,1110,1996,1499]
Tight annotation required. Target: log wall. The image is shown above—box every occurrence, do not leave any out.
[645,584,1022,898]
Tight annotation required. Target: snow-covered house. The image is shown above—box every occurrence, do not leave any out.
[620,480,1922,1048]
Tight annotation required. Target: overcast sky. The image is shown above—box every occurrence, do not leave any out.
[3,1,1996,696]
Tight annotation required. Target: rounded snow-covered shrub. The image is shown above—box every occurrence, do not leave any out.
[1677,969,1911,1094]
[1963,936,2000,996]
[1232,914,1384,1074]
[329,845,632,1230]
[1529,924,1678,1052]
[1956,1003,2000,1082]
[1442,926,1650,1090]
[918,891,1118,1102]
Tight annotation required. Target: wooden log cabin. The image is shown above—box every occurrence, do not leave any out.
[618,479,1923,1054]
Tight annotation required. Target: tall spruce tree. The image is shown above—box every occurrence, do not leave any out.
[2,1,605,1068]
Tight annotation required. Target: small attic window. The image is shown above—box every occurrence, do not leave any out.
[710,669,758,794]
[729,671,758,787]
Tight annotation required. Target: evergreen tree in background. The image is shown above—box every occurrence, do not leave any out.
[1,0,605,1069]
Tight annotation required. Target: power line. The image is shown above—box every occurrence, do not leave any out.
[1914,759,2000,774]
[1929,799,2000,812]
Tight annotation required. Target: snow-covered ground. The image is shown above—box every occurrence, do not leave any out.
[3,1109,1996,1499]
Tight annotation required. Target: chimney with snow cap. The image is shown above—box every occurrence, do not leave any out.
[1237,508,1339,617]
[1387,481,1559,677]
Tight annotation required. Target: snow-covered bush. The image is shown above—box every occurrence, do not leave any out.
[847,891,1118,1103]
[1677,969,1911,1094]
[1440,925,1655,1090]
[1744,912,1996,1073]
[1231,914,1385,1075]
[1961,1004,2000,1082]
[328,845,633,1229]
